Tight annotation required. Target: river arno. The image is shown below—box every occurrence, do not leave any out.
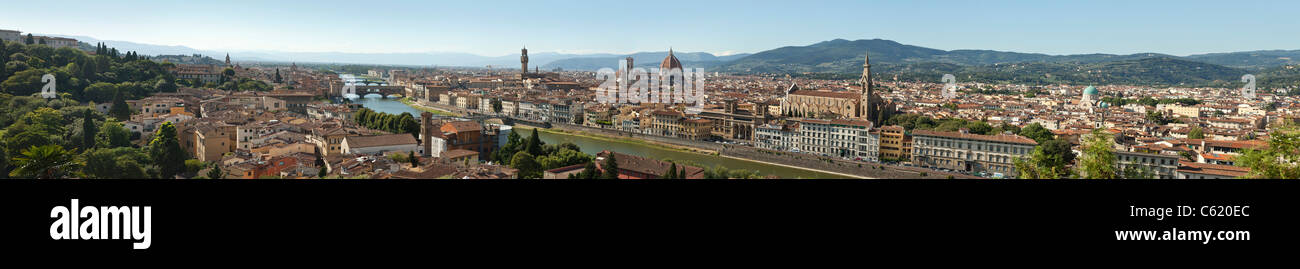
[357,97,856,178]
[525,127,855,178]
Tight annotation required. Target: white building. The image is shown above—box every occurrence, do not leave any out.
[911,129,1038,177]
[755,123,800,152]
[0,29,20,42]
[795,118,878,162]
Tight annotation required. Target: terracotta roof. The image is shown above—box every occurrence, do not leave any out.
[345,134,418,149]
[544,163,587,173]
[596,151,704,179]
[799,118,873,128]
[1203,140,1267,150]
[443,149,478,159]
[1201,152,1236,161]
[789,90,860,99]
[443,121,481,133]
[652,109,682,117]
[391,163,459,179]
[912,129,1038,145]
[1177,162,1249,178]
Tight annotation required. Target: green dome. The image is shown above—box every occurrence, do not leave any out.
[1083,86,1098,95]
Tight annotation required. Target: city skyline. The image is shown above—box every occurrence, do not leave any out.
[2,0,1299,57]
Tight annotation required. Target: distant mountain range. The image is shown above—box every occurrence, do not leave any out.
[43,34,737,69]
[41,33,1300,88]
[714,38,1300,88]
[716,38,1300,73]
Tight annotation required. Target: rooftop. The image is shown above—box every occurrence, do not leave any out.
[345,134,418,149]
[1177,162,1249,178]
[912,129,1038,145]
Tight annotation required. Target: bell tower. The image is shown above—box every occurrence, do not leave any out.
[421,112,435,157]
[861,51,873,97]
[860,51,875,120]
[520,46,529,76]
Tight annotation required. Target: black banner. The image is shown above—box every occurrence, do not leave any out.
[3,179,1291,258]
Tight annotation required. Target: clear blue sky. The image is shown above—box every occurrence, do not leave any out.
[1,0,1296,56]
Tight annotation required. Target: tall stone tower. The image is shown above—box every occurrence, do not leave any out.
[860,51,876,120]
[861,52,873,99]
[620,56,634,88]
[421,112,435,157]
[520,46,529,75]
[859,51,892,123]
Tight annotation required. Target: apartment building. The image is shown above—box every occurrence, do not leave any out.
[911,129,1038,177]
[796,118,878,162]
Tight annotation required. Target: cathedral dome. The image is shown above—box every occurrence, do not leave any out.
[660,48,683,70]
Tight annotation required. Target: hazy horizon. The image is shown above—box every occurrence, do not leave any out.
[3,0,1299,58]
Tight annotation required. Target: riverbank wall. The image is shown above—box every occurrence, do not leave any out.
[719,147,976,179]
[547,123,724,152]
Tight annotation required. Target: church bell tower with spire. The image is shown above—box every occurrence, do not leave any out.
[859,51,893,123]
[861,52,873,97]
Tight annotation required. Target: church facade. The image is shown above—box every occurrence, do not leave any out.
[781,51,895,122]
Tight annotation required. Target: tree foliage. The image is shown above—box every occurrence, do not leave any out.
[1236,125,1300,179]
[601,153,619,179]
[1187,126,1205,139]
[353,108,420,138]
[148,122,188,179]
[525,128,544,156]
[1075,129,1117,179]
[1018,123,1055,144]
[9,144,80,179]
[510,151,541,179]
[207,163,225,179]
[83,147,150,179]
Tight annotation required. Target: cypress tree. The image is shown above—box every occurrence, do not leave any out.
[207,164,224,179]
[148,122,188,179]
[525,128,544,156]
[601,153,619,179]
[109,89,131,121]
[665,163,677,179]
[81,110,98,151]
[579,161,598,179]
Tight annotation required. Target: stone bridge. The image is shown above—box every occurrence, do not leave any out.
[338,84,406,98]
